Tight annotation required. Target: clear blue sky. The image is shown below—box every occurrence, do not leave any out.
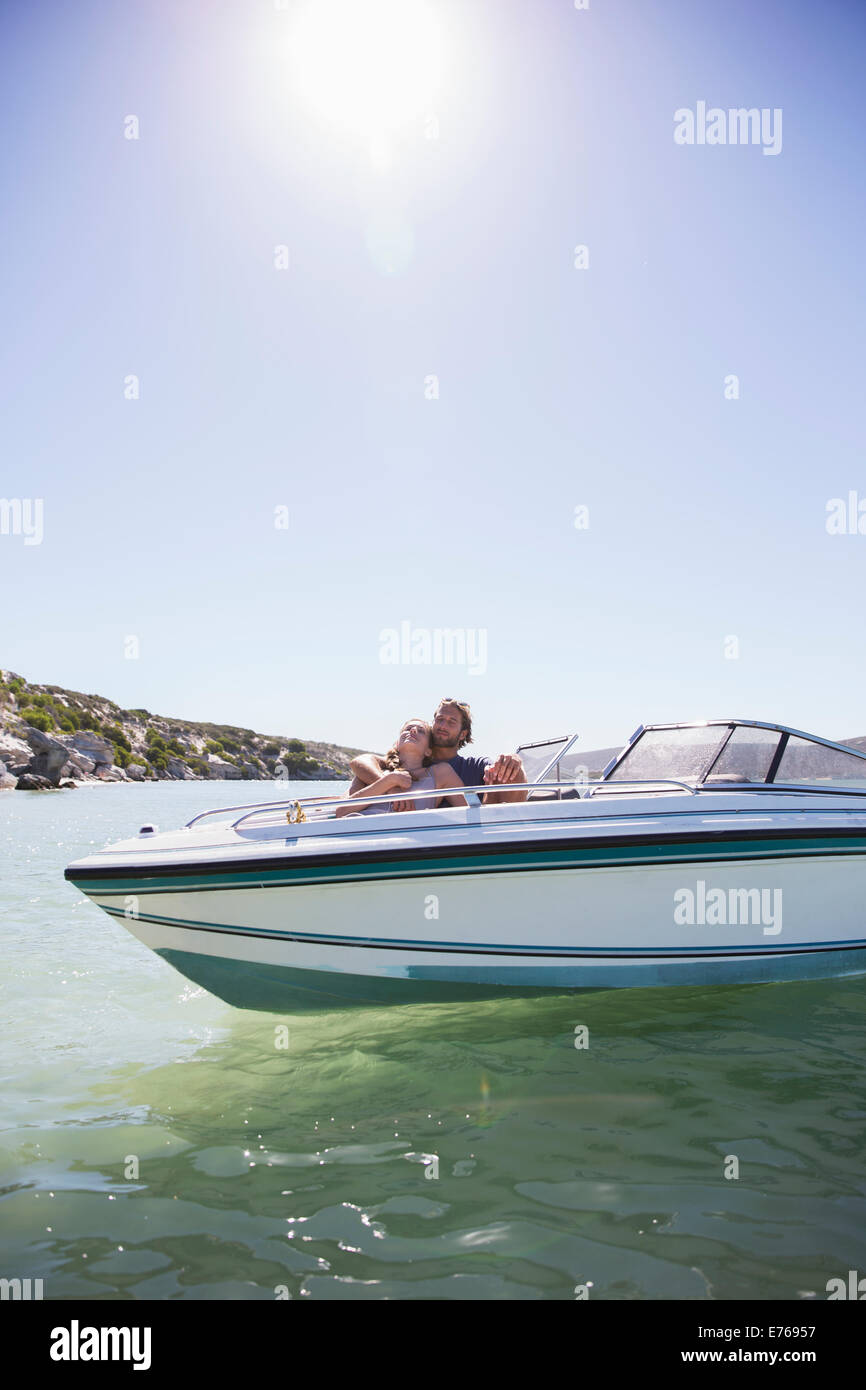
[2,0,865,757]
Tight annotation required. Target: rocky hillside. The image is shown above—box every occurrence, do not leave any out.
[0,669,360,790]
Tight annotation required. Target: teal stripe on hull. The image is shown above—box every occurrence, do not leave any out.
[156,945,866,1013]
[78,833,866,896]
[101,905,866,959]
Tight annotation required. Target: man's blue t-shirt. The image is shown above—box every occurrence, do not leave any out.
[444,753,490,791]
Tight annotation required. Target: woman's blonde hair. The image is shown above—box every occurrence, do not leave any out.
[382,718,433,772]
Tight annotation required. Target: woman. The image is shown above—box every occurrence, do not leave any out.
[335,718,465,816]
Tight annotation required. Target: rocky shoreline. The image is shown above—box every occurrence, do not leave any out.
[0,669,358,791]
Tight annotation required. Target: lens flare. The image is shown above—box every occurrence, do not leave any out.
[289,0,443,141]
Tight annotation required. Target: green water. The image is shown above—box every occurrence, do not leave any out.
[2,783,865,1300]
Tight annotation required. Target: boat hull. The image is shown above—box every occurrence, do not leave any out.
[79,843,866,1010]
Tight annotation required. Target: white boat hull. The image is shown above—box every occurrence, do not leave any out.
[71,803,866,1008]
[64,721,866,1010]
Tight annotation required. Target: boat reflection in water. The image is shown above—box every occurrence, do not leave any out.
[64,720,866,1011]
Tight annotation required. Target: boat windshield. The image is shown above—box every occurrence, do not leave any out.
[607,722,866,788]
[702,726,780,782]
[515,737,573,784]
[770,735,866,787]
[607,726,728,783]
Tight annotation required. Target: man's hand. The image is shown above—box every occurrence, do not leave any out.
[484,754,523,786]
[387,769,415,812]
[482,754,527,804]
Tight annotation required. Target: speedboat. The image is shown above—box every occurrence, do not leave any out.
[64,719,866,1011]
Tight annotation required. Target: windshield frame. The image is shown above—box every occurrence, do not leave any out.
[603,719,866,788]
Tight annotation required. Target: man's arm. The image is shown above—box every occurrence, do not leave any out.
[481,753,527,804]
[335,769,411,816]
[349,753,386,786]
[391,764,467,813]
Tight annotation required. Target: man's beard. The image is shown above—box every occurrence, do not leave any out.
[432,727,458,751]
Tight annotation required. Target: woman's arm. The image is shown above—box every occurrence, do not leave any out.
[334,769,411,817]
[432,763,467,807]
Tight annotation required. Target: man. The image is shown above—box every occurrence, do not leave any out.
[347,698,526,807]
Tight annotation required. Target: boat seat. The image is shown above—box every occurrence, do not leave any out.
[528,787,581,801]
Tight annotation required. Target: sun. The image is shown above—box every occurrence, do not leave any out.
[288,0,444,142]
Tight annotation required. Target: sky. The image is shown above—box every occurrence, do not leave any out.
[2,0,865,759]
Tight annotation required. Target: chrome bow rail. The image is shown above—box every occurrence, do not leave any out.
[183,777,707,834]
[183,774,866,834]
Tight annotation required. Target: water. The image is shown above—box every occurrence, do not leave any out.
[2,783,865,1300]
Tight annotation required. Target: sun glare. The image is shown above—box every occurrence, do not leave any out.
[289,0,444,142]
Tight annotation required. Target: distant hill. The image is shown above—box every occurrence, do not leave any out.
[562,746,623,778]
[4,672,862,791]
[0,668,362,788]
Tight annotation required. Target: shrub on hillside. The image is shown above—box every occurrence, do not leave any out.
[21,708,53,732]
[278,750,319,776]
